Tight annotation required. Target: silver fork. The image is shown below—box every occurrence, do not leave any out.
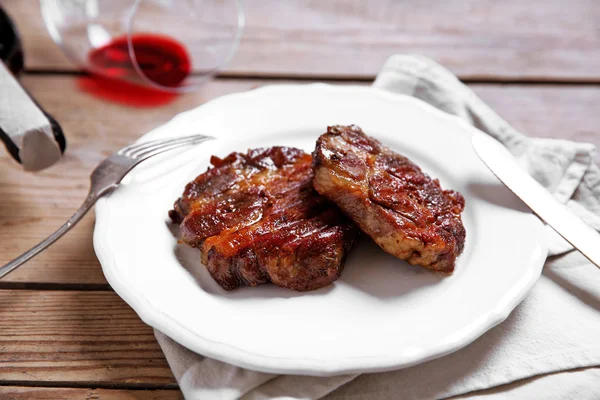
[0,134,213,279]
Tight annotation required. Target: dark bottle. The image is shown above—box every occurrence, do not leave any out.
[0,6,24,75]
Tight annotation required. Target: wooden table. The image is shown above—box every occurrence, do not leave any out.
[0,1,598,398]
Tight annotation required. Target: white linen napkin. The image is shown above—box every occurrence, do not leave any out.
[155,55,600,399]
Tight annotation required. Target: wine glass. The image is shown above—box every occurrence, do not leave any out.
[40,0,244,93]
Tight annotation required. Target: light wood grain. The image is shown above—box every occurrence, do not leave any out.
[0,290,176,386]
[2,0,599,81]
[1,76,598,286]
[0,387,181,400]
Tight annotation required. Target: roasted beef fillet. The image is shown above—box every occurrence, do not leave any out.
[169,147,358,291]
[312,125,466,273]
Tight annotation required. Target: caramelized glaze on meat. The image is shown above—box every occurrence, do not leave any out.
[169,147,357,291]
[312,125,466,273]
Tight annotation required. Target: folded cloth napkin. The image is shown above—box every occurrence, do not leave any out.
[155,55,600,399]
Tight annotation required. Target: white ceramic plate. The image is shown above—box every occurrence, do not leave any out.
[94,84,547,376]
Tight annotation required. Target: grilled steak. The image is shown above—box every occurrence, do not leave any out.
[312,125,466,273]
[169,147,357,291]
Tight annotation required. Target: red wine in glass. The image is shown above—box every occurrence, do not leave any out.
[88,33,191,88]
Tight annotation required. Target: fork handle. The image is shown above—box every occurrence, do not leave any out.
[0,193,98,279]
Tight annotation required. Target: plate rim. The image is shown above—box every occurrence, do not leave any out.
[94,83,548,376]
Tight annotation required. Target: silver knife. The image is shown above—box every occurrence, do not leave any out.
[472,133,600,269]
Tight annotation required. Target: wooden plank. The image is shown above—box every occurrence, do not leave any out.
[1,0,599,81]
[0,290,176,386]
[1,76,598,286]
[0,387,182,400]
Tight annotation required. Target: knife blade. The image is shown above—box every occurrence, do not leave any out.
[472,133,600,269]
